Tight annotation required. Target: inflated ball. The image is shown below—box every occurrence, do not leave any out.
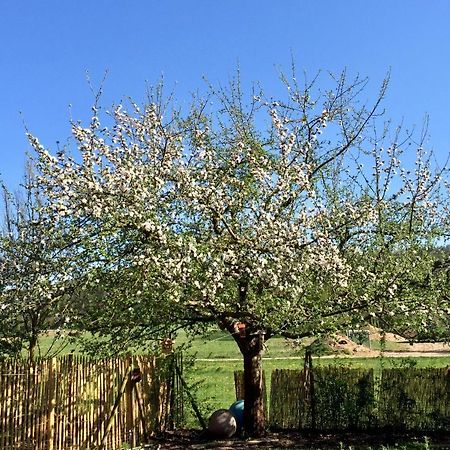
[229,400,244,430]
[208,409,237,438]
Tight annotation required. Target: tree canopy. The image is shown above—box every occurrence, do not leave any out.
[31,74,448,338]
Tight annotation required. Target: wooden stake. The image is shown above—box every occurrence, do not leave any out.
[99,366,131,448]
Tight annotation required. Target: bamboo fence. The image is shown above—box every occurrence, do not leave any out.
[312,366,375,431]
[0,355,176,450]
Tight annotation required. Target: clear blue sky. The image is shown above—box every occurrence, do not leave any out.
[1,0,450,189]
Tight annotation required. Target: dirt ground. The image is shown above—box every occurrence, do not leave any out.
[146,430,450,449]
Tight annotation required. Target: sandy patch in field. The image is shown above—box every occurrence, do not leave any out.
[330,326,450,357]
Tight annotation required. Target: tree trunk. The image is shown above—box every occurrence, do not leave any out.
[241,332,265,437]
[222,316,266,437]
[28,333,38,362]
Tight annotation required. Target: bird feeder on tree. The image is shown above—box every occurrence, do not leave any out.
[234,322,246,338]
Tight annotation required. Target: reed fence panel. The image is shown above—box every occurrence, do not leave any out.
[312,366,375,431]
[268,367,375,431]
[378,367,450,431]
[269,369,306,430]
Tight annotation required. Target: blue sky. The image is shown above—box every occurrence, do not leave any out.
[1,0,450,189]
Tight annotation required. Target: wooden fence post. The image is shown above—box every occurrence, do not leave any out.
[98,366,132,448]
[125,356,134,447]
[46,358,57,450]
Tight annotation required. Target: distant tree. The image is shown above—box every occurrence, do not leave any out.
[0,162,78,360]
[32,72,448,435]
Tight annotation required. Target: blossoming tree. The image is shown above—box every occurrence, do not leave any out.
[31,73,448,435]
[0,163,81,360]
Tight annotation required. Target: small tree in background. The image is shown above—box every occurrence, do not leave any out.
[0,162,79,360]
[31,71,448,435]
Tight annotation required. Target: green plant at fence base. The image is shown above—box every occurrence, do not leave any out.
[391,358,419,369]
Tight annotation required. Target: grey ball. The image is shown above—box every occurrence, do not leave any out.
[208,409,237,438]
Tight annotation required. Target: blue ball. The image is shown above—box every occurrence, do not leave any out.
[229,400,244,429]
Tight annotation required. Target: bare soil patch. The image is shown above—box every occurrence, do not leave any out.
[326,327,450,358]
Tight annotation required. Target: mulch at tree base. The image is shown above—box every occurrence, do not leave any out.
[145,430,450,449]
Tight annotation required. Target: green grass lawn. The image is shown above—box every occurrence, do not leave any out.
[174,328,307,359]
